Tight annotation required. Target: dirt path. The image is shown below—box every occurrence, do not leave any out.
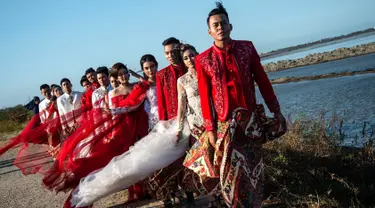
[0,140,213,208]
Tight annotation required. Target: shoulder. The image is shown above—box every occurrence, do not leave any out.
[177,72,189,85]
[233,39,253,45]
[134,80,150,89]
[196,47,214,62]
[110,88,117,98]
[156,65,171,79]
[177,76,183,86]
[233,40,255,51]
[39,99,47,106]
[56,95,64,104]
[38,100,44,109]
[92,88,100,94]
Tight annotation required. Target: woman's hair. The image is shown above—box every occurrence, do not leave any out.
[111,62,128,74]
[180,44,198,58]
[140,54,158,80]
[109,70,118,79]
[180,44,199,69]
[80,75,89,87]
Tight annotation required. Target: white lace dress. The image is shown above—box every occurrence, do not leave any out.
[144,86,159,130]
[70,84,192,207]
[176,70,204,135]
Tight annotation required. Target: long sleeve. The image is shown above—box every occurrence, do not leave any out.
[176,80,187,132]
[250,42,280,113]
[156,73,167,120]
[110,83,148,115]
[91,91,97,108]
[38,103,45,123]
[56,98,67,132]
[196,59,215,131]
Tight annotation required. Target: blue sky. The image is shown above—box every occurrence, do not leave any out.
[0,0,374,107]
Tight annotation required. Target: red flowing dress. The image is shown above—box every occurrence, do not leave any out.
[43,84,149,208]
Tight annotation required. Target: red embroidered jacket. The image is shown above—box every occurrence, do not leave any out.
[195,40,280,131]
[156,65,186,120]
[80,82,99,111]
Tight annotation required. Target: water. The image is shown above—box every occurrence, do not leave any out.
[261,33,375,64]
[267,53,375,80]
[256,73,375,146]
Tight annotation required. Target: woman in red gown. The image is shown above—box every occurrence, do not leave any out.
[42,67,149,208]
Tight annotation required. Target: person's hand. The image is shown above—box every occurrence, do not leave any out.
[207,131,217,147]
[176,131,182,143]
[274,110,286,128]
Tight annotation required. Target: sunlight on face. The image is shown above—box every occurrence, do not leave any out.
[182,49,197,69]
[142,61,157,79]
[117,68,129,84]
[208,14,232,41]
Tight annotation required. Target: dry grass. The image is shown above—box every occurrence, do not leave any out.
[263,114,375,207]
[0,105,31,134]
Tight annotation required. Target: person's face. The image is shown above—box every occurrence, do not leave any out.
[208,14,232,42]
[142,61,157,79]
[86,72,96,83]
[182,49,197,69]
[61,81,72,93]
[54,87,63,97]
[82,81,90,90]
[110,76,119,89]
[34,98,40,104]
[117,68,130,84]
[164,43,180,66]
[41,87,51,99]
[97,73,109,87]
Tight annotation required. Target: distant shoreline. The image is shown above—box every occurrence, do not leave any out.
[260,27,375,59]
[263,42,375,72]
[270,68,375,85]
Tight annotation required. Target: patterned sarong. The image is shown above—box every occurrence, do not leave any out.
[184,104,286,207]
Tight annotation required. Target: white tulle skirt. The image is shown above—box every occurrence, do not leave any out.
[70,119,190,207]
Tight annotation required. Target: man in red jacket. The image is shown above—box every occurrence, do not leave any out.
[195,2,286,207]
[156,37,186,120]
[152,37,199,207]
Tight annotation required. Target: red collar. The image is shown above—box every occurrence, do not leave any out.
[213,39,234,55]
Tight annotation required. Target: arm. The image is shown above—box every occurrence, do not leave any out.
[176,79,187,133]
[38,102,45,123]
[91,91,98,109]
[56,99,67,132]
[156,73,167,120]
[110,83,148,115]
[250,42,280,113]
[196,59,215,132]
[129,69,145,81]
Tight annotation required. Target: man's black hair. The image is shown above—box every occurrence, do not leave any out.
[96,66,109,76]
[85,67,95,75]
[40,84,50,91]
[162,37,180,46]
[60,78,71,86]
[206,1,229,25]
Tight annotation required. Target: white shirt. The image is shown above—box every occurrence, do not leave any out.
[92,86,108,109]
[57,91,83,131]
[38,98,51,123]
